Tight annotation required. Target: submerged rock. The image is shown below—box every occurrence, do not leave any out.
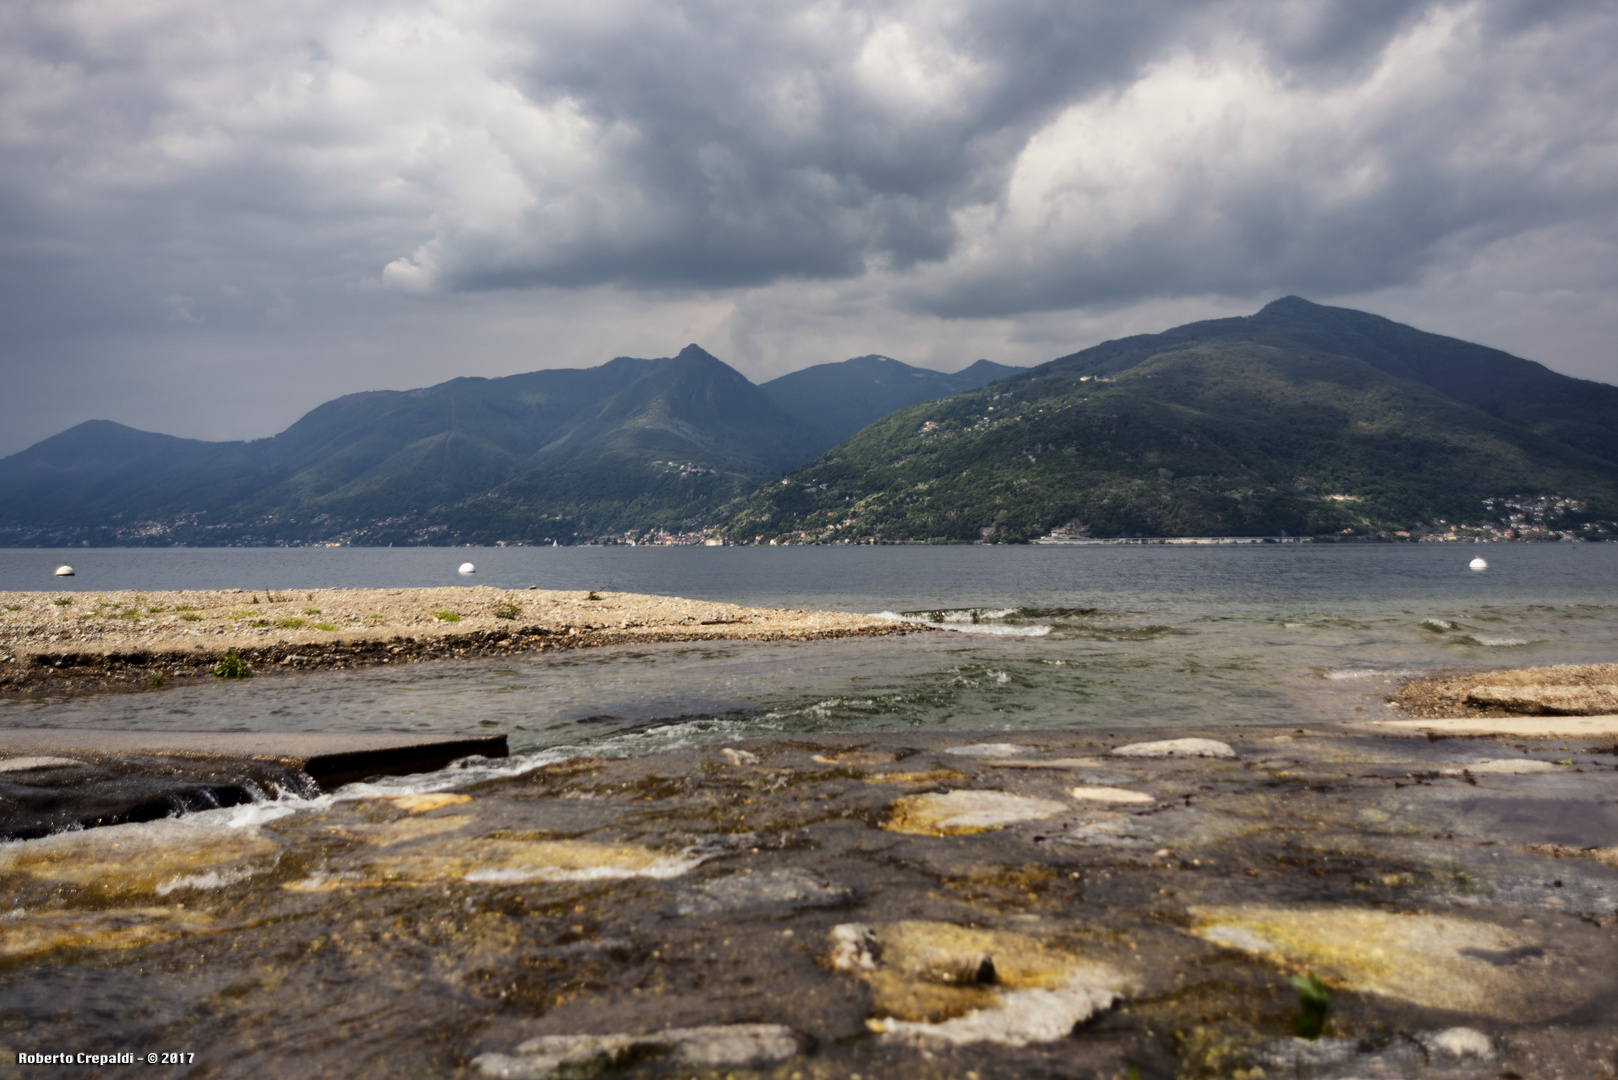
[473,1024,803,1078]
[677,867,851,915]
[883,790,1067,835]
[1437,758,1563,775]
[1112,737,1235,759]
[829,920,1129,1046]
[1067,785,1153,804]
[942,743,1030,758]
[1190,904,1612,1021]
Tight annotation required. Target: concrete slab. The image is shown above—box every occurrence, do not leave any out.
[0,729,508,788]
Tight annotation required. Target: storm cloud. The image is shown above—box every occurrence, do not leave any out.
[3,0,1617,453]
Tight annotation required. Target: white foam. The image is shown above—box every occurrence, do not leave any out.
[874,612,1052,637]
[1323,668,1425,680]
[465,851,711,884]
[155,866,257,895]
[1465,635,1531,647]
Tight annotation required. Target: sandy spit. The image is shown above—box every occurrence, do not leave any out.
[0,587,925,694]
[1391,663,1618,718]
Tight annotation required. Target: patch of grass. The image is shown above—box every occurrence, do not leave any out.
[267,591,288,603]
[303,607,322,615]
[148,674,165,689]
[247,618,270,628]
[53,597,73,606]
[313,622,338,632]
[493,602,521,620]
[585,591,602,601]
[277,617,306,629]
[174,604,194,612]
[433,610,463,623]
[214,649,252,679]
[180,614,203,622]
[3,604,20,612]
[1291,972,1330,1039]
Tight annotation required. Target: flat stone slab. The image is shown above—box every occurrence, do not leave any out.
[0,729,507,788]
[1359,715,1618,738]
[1112,737,1236,759]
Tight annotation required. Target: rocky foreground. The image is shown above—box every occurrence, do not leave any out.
[3,722,1617,1078]
[0,587,917,693]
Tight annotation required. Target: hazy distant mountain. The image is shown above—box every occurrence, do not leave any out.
[761,355,1022,448]
[726,298,1618,544]
[0,345,827,545]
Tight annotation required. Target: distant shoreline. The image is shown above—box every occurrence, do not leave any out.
[0,587,924,695]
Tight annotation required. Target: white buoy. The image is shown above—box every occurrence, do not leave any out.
[1469,556,1488,571]
[458,562,476,574]
[53,565,74,577]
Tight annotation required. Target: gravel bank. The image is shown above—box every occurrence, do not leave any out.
[0,587,922,694]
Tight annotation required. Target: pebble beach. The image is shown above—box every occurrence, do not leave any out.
[0,587,920,693]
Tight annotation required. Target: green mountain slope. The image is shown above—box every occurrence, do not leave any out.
[0,347,822,545]
[760,355,1021,448]
[725,300,1618,543]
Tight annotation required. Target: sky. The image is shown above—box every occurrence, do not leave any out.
[3,0,1617,456]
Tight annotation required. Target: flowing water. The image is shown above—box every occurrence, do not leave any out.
[3,544,1617,760]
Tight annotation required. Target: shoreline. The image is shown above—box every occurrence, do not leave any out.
[0,586,924,695]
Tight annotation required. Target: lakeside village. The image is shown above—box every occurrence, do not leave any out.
[8,494,1611,549]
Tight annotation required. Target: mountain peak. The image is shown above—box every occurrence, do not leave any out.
[1256,295,1321,316]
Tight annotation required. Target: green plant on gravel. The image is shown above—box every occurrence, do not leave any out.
[277,617,306,629]
[313,622,338,632]
[214,649,252,679]
[180,614,203,622]
[493,601,521,620]
[148,674,165,689]
[247,618,270,628]
[3,604,20,612]
[303,607,322,615]
[1290,972,1330,1039]
[53,597,73,606]
[585,591,602,601]
[433,610,462,623]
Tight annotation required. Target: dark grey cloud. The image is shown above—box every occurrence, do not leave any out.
[1,0,1616,455]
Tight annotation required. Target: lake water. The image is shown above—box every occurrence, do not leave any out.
[4,543,1617,763]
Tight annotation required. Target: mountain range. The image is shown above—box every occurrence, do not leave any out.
[728,297,1618,544]
[0,348,1018,546]
[6,296,1618,546]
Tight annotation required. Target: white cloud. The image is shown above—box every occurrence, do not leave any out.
[1,0,1617,455]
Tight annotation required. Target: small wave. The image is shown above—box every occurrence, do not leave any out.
[1464,635,1531,647]
[875,612,1052,637]
[1421,618,1456,632]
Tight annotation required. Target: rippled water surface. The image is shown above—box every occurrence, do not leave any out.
[5,544,1618,759]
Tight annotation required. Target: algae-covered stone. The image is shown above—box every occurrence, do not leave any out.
[0,908,218,961]
[288,838,713,890]
[0,818,278,899]
[835,920,1128,1046]
[1190,905,1609,1021]
[884,790,1067,835]
[1113,738,1235,759]
[381,793,472,812]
